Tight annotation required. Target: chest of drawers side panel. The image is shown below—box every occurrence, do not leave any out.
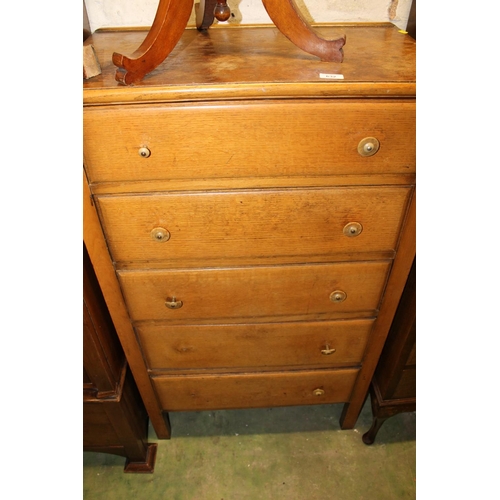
[84,172,171,439]
[340,189,415,428]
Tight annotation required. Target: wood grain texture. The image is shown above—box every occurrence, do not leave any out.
[84,100,415,184]
[152,368,360,411]
[83,244,124,397]
[96,186,411,267]
[84,172,171,439]
[83,24,415,103]
[136,319,374,370]
[362,260,416,447]
[261,0,345,62]
[87,172,416,197]
[83,246,157,471]
[83,25,415,436]
[118,261,390,322]
[112,0,194,85]
[340,189,415,428]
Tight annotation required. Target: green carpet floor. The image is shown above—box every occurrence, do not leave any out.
[83,398,416,499]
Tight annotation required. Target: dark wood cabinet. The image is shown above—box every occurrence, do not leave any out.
[362,259,416,444]
[83,244,157,472]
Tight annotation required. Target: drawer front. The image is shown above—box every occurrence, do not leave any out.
[118,261,390,322]
[84,100,416,183]
[97,187,411,265]
[137,319,373,370]
[152,368,360,411]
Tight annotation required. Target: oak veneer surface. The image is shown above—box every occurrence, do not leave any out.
[84,101,415,183]
[152,368,360,411]
[83,25,415,439]
[117,261,390,322]
[83,24,415,101]
[96,187,411,266]
[136,319,374,371]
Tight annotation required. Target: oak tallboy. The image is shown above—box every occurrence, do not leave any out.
[83,24,416,439]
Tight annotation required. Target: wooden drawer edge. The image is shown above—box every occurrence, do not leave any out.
[152,368,360,411]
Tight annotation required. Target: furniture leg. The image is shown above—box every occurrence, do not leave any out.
[361,382,416,445]
[112,0,194,85]
[124,443,158,473]
[196,0,217,30]
[261,0,345,61]
[362,415,388,445]
[113,0,346,84]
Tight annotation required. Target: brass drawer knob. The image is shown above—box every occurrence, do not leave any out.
[138,146,151,158]
[321,344,336,355]
[357,137,380,157]
[313,388,325,396]
[330,290,347,303]
[165,297,183,309]
[343,222,363,237]
[151,227,170,242]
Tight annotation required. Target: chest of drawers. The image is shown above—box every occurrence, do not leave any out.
[83,24,416,439]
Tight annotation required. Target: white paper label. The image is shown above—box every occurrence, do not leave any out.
[319,73,344,80]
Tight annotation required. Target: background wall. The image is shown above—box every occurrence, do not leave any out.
[85,0,413,33]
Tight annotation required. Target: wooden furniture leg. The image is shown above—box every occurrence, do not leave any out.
[362,418,388,445]
[261,0,345,62]
[113,0,346,84]
[112,0,194,85]
[197,0,345,60]
[362,258,416,445]
[362,384,416,445]
[196,0,217,30]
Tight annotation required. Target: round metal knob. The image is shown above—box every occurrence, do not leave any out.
[165,297,183,309]
[330,290,347,303]
[150,227,170,243]
[138,147,151,158]
[357,137,380,157]
[343,222,363,237]
[313,388,325,396]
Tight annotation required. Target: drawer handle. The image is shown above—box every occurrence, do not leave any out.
[330,290,347,303]
[165,297,183,309]
[343,222,363,237]
[313,388,325,397]
[321,344,336,355]
[151,227,170,242]
[138,146,151,158]
[357,137,380,157]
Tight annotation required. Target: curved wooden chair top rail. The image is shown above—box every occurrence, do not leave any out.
[113,0,346,85]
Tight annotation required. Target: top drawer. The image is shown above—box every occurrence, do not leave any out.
[83,100,415,183]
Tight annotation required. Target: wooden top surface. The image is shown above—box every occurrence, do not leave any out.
[83,24,416,105]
